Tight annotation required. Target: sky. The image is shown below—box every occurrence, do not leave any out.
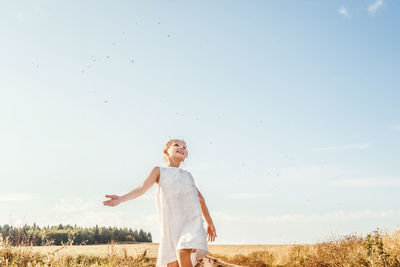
[1,0,400,245]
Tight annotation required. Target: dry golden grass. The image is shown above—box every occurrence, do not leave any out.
[281,229,400,267]
[0,235,155,266]
[30,242,160,259]
[30,244,286,259]
[0,234,296,267]
[2,228,400,266]
[24,243,296,266]
[208,244,299,265]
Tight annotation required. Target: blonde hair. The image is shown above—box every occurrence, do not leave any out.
[163,139,188,164]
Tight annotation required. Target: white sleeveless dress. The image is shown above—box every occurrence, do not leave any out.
[155,166,209,266]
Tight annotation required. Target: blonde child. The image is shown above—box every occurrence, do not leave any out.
[103,139,217,267]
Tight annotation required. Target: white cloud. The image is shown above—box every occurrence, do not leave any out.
[280,165,399,188]
[393,125,400,132]
[368,0,383,15]
[53,198,93,213]
[330,176,400,187]
[312,143,369,152]
[225,192,273,199]
[338,6,350,17]
[17,13,24,22]
[34,7,45,15]
[51,198,157,229]
[280,164,345,181]
[214,209,400,224]
[0,193,37,202]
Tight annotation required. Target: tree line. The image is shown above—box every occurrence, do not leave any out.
[0,223,152,246]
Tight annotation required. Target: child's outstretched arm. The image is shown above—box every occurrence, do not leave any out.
[103,166,160,207]
[196,187,217,242]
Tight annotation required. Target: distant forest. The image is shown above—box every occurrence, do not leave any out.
[0,223,152,246]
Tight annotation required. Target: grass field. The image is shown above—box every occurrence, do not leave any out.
[2,229,400,266]
[28,243,297,265]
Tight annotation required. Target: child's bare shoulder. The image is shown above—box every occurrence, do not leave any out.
[152,166,161,171]
[151,166,161,183]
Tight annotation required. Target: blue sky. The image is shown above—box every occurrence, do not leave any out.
[1,0,399,244]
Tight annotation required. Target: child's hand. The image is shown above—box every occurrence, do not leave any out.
[206,223,217,242]
[103,195,122,207]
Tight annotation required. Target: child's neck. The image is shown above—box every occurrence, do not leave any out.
[166,158,181,168]
[166,164,180,168]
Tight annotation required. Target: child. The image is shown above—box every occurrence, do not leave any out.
[103,139,217,267]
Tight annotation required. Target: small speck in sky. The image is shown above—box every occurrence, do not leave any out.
[104,100,108,104]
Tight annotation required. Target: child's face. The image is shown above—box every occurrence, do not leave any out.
[165,141,188,162]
